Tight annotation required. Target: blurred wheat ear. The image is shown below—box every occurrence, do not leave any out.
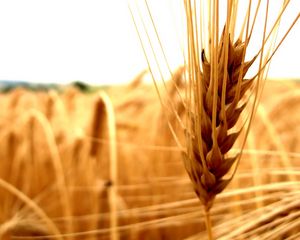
[130,0,299,239]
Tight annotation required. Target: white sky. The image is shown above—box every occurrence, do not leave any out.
[0,0,298,86]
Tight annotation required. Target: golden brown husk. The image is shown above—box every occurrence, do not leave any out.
[184,34,256,210]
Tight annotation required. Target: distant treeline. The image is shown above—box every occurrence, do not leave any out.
[0,80,110,93]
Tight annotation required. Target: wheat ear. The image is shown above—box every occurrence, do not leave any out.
[130,0,299,239]
[183,28,256,212]
[184,14,254,240]
[183,1,299,239]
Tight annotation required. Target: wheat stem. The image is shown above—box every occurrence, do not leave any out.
[96,92,119,240]
[204,208,213,240]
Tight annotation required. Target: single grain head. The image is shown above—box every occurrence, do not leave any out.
[182,0,299,213]
[183,33,255,211]
[130,0,299,238]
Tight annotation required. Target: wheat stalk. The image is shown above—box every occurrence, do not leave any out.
[88,92,119,240]
[183,2,299,238]
[130,0,299,238]
[98,92,119,240]
[183,4,254,239]
[26,110,73,238]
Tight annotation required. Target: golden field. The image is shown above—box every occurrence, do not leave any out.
[0,78,300,240]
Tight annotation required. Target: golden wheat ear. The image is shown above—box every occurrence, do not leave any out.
[184,1,299,238]
[183,38,254,213]
[131,0,299,239]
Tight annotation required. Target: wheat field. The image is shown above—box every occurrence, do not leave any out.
[1,0,300,239]
[0,77,299,240]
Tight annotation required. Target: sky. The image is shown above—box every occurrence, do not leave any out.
[0,0,298,86]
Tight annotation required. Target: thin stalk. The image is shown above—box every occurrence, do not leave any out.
[204,208,213,240]
[99,92,119,240]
